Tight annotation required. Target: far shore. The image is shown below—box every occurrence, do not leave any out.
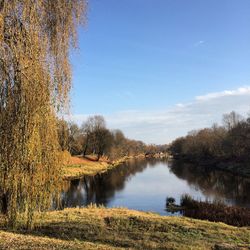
[63,152,250,180]
[171,155,250,178]
[62,152,171,180]
[62,154,145,180]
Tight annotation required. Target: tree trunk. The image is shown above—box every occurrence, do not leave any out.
[83,135,89,156]
[1,193,8,214]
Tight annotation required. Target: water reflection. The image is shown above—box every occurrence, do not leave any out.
[61,158,159,208]
[168,161,250,207]
[61,159,250,214]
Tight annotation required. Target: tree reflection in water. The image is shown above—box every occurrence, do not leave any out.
[61,158,160,208]
[60,158,250,211]
[168,161,250,207]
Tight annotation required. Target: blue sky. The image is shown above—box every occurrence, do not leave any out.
[69,0,250,144]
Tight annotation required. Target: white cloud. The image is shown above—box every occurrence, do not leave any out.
[195,87,250,101]
[194,40,205,47]
[68,86,250,144]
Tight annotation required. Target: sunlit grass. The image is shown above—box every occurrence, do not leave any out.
[0,206,249,249]
[62,162,111,179]
[62,155,137,179]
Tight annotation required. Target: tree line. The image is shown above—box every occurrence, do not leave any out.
[57,115,168,161]
[169,111,250,174]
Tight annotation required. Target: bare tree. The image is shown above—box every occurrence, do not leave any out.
[82,115,106,157]
[223,111,242,130]
[68,122,83,155]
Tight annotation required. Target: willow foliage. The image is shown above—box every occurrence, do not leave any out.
[0,0,86,229]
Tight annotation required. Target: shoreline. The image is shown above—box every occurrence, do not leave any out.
[171,156,250,178]
[62,154,146,180]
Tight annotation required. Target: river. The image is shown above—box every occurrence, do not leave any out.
[60,158,250,215]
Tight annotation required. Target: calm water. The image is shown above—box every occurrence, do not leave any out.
[61,159,250,215]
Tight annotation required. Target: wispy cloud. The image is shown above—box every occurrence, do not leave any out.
[194,40,205,47]
[68,86,250,144]
[195,87,250,101]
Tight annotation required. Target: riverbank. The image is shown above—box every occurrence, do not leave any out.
[166,195,250,227]
[0,206,249,250]
[62,156,125,179]
[183,198,250,227]
[62,154,145,179]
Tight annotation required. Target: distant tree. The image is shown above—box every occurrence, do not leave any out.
[169,111,250,171]
[80,118,150,161]
[57,120,84,155]
[92,127,113,160]
[223,111,242,130]
[169,137,186,157]
[68,122,83,155]
[113,130,126,144]
[226,118,250,159]
[109,130,127,159]
[57,119,70,151]
[82,115,109,158]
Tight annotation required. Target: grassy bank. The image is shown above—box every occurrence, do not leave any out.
[180,195,250,227]
[62,155,126,179]
[62,157,116,179]
[62,154,145,179]
[0,206,249,249]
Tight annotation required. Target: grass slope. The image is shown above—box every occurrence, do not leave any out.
[62,155,143,179]
[0,206,249,249]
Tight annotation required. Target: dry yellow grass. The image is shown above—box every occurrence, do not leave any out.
[0,206,249,250]
[62,155,132,179]
[0,230,119,250]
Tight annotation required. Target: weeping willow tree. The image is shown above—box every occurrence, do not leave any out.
[0,0,86,229]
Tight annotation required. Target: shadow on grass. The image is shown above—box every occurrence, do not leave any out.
[29,217,171,249]
[0,211,249,250]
